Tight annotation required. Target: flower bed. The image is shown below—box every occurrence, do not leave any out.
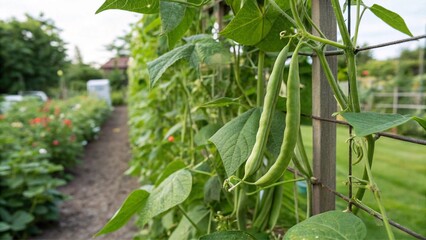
[0,96,111,239]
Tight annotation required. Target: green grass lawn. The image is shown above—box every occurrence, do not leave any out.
[301,125,426,239]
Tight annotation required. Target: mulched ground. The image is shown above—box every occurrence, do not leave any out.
[31,106,139,240]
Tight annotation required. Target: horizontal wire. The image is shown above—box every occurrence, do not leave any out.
[299,34,426,57]
[318,182,426,240]
[298,113,426,145]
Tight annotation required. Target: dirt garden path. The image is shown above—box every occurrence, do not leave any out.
[32,106,139,240]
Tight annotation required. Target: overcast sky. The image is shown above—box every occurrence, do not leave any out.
[0,0,425,65]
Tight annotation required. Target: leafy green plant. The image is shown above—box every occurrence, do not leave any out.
[96,0,425,239]
[0,96,111,238]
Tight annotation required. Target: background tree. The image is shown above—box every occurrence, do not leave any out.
[63,46,103,92]
[0,14,67,94]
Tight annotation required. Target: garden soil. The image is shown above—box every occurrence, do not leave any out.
[31,106,139,240]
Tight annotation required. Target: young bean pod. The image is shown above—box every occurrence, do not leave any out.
[243,41,292,180]
[268,180,284,230]
[255,42,303,187]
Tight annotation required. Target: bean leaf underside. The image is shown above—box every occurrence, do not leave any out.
[341,112,426,137]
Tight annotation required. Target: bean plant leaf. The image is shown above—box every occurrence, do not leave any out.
[96,0,159,14]
[210,108,260,176]
[148,44,195,87]
[284,211,367,240]
[160,2,185,34]
[138,169,192,225]
[226,0,243,14]
[160,2,196,48]
[196,97,242,109]
[369,4,413,37]
[194,124,222,146]
[154,160,186,186]
[220,0,278,46]
[200,230,256,240]
[10,211,34,231]
[95,189,149,236]
[204,176,222,203]
[169,205,210,239]
[0,222,10,232]
[341,112,426,137]
[148,36,230,87]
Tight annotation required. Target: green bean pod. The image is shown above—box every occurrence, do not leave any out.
[243,41,292,179]
[268,179,284,230]
[255,43,303,187]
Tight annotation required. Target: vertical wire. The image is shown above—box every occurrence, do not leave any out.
[347,0,353,212]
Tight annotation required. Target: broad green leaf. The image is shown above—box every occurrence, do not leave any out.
[226,0,243,14]
[413,116,426,130]
[160,2,185,34]
[194,124,222,146]
[284,210,366,240]
[10,211,34,231]
[341,112,425,137]
[160,2,196,48]
[200,230,256,240]
[369,4,413,37]
[210,108,260,176]
[190,38,232,67]
[95,189,149,236]
[166,7,196,49]
[169,205,209,239]
[96,0,159,14]
[220,0,278,46]
[148,44,195,87]
[154,160,186,186]
[139,169,192,225]
[255,1,292,51]
[148,36,230,87]
[0,222,10,232]
[203,176,221,203]
[196,97,242,109]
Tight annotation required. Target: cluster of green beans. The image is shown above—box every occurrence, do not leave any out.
[243,41,292,180]
[253,42,303,187]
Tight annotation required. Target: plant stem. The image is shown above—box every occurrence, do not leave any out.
[305,33,347,50]
[296,128,313,177]
[177,205,202,232]
[236,187,248,230]
[362,139,395,240]
[233,46,253,106]
[257,51,265,107]
[315,49,349,110]
[330,0,353,49]
[353,135,375,211]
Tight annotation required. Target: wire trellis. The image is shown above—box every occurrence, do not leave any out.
[307,2,426,239]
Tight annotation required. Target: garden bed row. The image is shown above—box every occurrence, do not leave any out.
[0,96,111,239]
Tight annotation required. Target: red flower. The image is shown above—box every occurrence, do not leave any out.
[168,136,175,143]
[63,119,72,128]
[30,117,49,126]
[361,70,369,76]
[0,115,5,120]
[30,117,43,125]
[52,140,60,146]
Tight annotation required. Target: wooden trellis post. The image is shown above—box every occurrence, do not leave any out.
[311,0,337,215]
